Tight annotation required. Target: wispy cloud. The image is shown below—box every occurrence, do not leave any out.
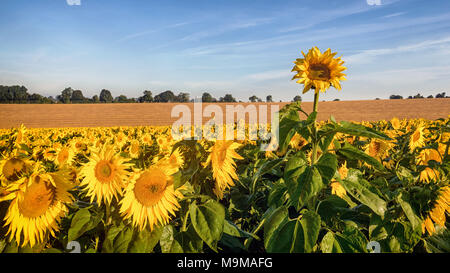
[383,11,406,18]
[346,36,450,64]
[179,17,274,42]
[117,22,191,42]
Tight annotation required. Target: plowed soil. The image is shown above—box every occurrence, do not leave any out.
[1,99,449,128]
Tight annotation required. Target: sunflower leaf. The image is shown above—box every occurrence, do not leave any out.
[189,200,225,252]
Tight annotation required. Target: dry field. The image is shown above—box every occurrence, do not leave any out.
[0,98,449,128]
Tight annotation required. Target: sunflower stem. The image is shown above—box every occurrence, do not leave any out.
[311,91,320,165]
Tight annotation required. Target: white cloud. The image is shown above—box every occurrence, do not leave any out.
[346,36,450,64]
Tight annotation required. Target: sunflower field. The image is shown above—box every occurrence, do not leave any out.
[0,47,449,253]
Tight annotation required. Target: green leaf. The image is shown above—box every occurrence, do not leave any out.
[160,225,175,253]
[263,206,289,251]
[292,166,324,208]
[397,191,422,233]
[171,225,204,253]
[338,170,387,217]
[334,121,391,140]
[338,143,385,171]
[266,220,297,253]
[102,224,123,253]
[314,153,338,182]
[189,200,225,251]
[334,221,369,253]
[113,227,134,253]
[278,108,301,153]
[299,211,321,253]
[68,208,92,242]
[284,151,308,182]
[321,231,343,253]
[128,226,163,253]
[223,220,259,240]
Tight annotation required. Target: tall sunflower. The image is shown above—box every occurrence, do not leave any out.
[79,145,131,205]
[119,165,183,231]
[205,140,243,199]
[292,47,347,93]
[3,170,74,247]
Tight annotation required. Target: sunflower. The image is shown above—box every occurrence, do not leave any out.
[3,170,74,247]
[289,132,308,150]
[205,141,243,199]
[55,145,75,167]
[79,145,131,205]
[365,139,391,160]
[0,156,31,186]
[291,47,347,94]
[119,165,183,231]
[128,139,141,159]
[417,149,442,183]
[330,162,348,198]
[390,117,401,130]
[422,186,450,235]
[155,148,184,174]
[409,125,425,151]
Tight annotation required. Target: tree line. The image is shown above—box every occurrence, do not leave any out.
[0,85,304,104]
[389,92,449,100]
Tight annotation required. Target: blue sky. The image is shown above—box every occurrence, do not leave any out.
[0,0,449,102]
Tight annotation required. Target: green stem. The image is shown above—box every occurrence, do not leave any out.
[311,91,320,165]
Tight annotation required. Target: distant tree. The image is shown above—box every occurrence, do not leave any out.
[29,93,44,104]
[115,95,130,103]
[92,95,99,103]
[408,96,413,99]
[154,90,176,102]
[389,95,403,99]
[99,89,113,103]
[292,95,302,102]
[57,87,73,104]
[219,94,237,102]
[71,90,86,103]
[427,95,434,99]
[202,92,215,102]
[177,92,190,102]
[413,93,424,99]
[333,99,340,101]
[436,92,446,98]
[266,95,273,102]
[375,98,381,100]
[249,95,261,102]
[138,90,153,103]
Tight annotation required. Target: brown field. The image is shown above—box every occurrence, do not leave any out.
[0,99,449,129]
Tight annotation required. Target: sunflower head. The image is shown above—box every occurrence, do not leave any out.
[409,125,425,151]
[205,141,243,199]
[119,166,183,231]
[0,156,31,186]
[4,170,74,247]
[292,47,347,94]
[79,145,131,205]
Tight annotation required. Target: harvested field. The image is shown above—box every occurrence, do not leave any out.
[0,99,449,128]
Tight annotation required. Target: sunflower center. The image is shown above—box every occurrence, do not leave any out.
[133,169,168,207]
[309,64,331,80]
[18,177,54,218]
[95,160,115,183]
[2,158,26,181]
